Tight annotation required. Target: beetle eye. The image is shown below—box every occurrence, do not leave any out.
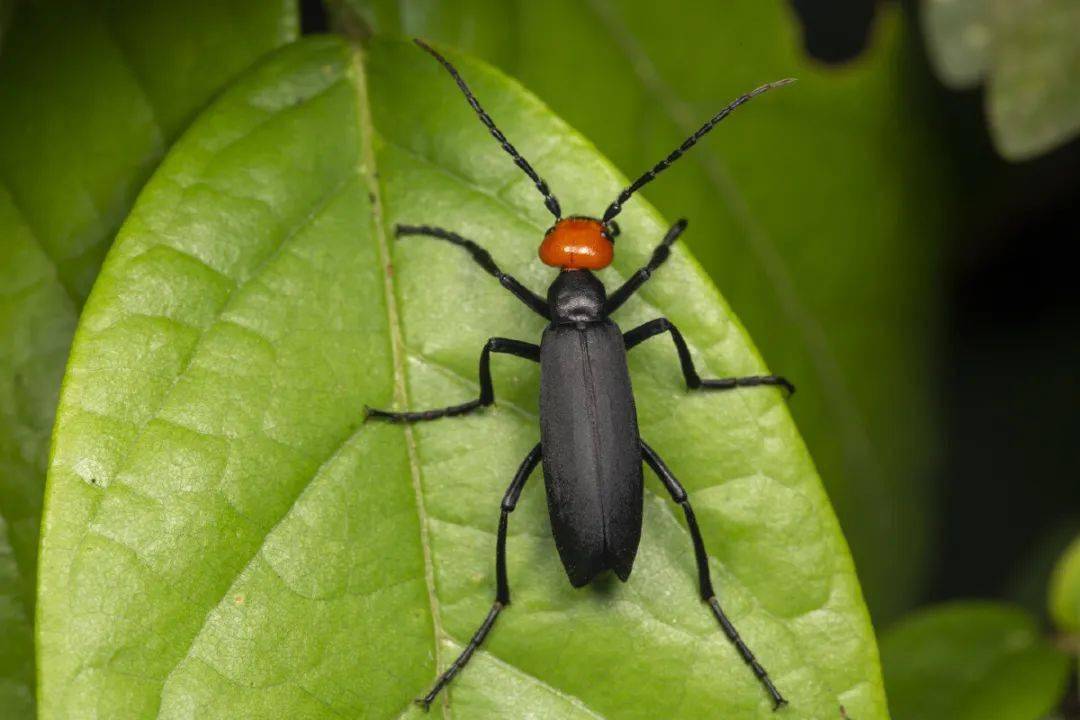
[605,221,620,240]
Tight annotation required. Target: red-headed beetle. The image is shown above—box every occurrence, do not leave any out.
[367,39,795,711]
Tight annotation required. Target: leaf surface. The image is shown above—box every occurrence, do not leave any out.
[38,36,886,719]
[880,602,1069,720]
[340,0,945,621]
[0,1,295,715]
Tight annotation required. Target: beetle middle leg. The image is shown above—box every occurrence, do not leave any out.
[604,219,688,314]
[640,440,787,709]
[365,337,540,423]
[416,442,542,711]
[624,318,794,395]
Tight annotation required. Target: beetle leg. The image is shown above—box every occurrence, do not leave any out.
[365,337,540,423]
[640,440,788,710]
[416,443,542,711]
[396,224,550,318]
[623,317,794,396]
[604,219,687,315]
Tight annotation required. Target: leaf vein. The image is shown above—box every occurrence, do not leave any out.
[350,44,451,717]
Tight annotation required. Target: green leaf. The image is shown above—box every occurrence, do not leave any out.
[0,1,296,715]
[1005,519,1080,620]
[881,602,1070,720]
[921,0,1080,160]
[1049,534,1080,633]
[38,36,887,718]
[336,0,945,623]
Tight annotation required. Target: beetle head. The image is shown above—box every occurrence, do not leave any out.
[539,217,617,270]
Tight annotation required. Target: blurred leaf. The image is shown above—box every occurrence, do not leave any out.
[921,0,992,88]
[37,36,886,718]
[0,1,296,716]
[0,0,13,50]
[1006,518,1080,620]
[337,0,944,622]
[1049,534,1080,632]
[922,0,1080,160]
[988,0,1080,160]
[881,601,1070,720]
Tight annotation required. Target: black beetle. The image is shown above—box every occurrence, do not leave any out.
[366,39,795,711]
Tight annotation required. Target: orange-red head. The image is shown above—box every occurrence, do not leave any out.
[414,38,794,274]
[539,217,615,270]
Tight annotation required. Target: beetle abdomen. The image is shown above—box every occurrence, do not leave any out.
[539,321,643,587]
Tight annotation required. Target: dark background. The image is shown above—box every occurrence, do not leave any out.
[786,0,1080,615]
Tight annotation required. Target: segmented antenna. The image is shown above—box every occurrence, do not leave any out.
[414,39,562,220]
[602,78,795,223]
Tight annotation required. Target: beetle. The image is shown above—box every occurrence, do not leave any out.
[366,39,795,710]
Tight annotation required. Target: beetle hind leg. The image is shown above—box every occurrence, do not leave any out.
[641,440,788,710]
[416,443,542,710]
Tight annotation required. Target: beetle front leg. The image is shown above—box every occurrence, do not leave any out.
[604,219,687,315]
[624,318,794,396]
[640,440,787,710]
[396,224,550,318]
[416,443,541,711]
[365,337,540,423]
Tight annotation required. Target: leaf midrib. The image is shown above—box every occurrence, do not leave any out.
[349,43,450,717]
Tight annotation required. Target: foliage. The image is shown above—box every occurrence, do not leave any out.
[0,2,296,715]
[881,601,1069,720]
[922,0,1080,159]
[1050,535,1080,632]
[35,36,886,719]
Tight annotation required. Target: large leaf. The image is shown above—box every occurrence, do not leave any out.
[338,0,945,622]
[880,602,1069,720]
[38,36,886,718]
[0,1,296,714]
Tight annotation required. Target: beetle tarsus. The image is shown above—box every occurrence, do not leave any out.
[364,338,540,424]
[414,448,540,705]
[643,440,786,708]
[624,317,793,399]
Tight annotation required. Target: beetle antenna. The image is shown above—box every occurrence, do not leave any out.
[602,78,795,223]
[414,38,563,220]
